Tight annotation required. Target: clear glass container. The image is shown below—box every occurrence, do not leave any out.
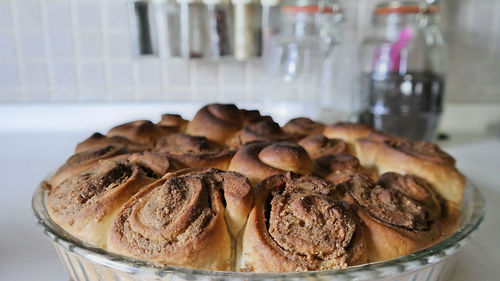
[154,0,181,58]
[130,0,157,56]
[261,0,282,56]
[358,1,446,141]
[261,0,332,122]
[177,0,208,58]
[32,176,486,281]
[318,0,360,122]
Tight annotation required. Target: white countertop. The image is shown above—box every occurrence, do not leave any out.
[1,103,499,280]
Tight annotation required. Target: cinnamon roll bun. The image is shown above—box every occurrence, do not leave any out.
[356,137,465,204]
[47,155,159,247]
[186,104,246,144]
[155,133,235,170]
[228,119,292,149]
[282,117,325,140]
[186,104,269,145]
[298,134,351,159]
[340,174,443,262]
[377,172,460,236]
[157,113,188,133]
[49,145,129,188]
[107,168,254,270]
[228,141,312,185]
[240,173,367,272]
[75,133,149,154]
[107,120,171,145]
[313,153,375,185]
[352,132,393,168]
[323,122,375,145]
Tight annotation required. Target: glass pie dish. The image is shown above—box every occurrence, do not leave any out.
[32,178,485,281]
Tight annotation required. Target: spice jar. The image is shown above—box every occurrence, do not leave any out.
[203,0,233,58]
[130,0,157,56]
[177,0,207,58]
[232,0,261,59]
[358,1,446,141]
[154,0,181,58]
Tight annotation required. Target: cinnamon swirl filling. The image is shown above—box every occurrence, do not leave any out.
[108,169,253,270]
[155,133,235,170]
[240,173,367,272]
[384,139,455,166]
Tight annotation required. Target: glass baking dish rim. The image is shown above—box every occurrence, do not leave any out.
[32,178,486,279]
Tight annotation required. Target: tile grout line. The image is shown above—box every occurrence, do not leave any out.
[69,0,83,101]
[10,0,26,101]
[100,0,112,101]
[40,0,54,100]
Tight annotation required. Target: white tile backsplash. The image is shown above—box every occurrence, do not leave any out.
[106,33,132,59]
[79,88,106,101]
[23,89,50,101]
[192,61,218,87]
[0,0,499,103]
[80,62,105,88]
[109,62,133,87]
[22,62,48,87]
[135,60,162,87]
[50,62,77,87]
[48,32,75,58]
[0,33,16,60]
[108,89,134,101]
[19,32,46,60]
[78,32,103,59]
[15,1,43,31]
[75,1,102,31]
[221,61,246,87]
[105,2,130,30]
[0,2,13,31]
[50,88,78,101]
[164,60,190,87]
[0,63,20,87]
[44,0,72,31]
[0,89,21,102]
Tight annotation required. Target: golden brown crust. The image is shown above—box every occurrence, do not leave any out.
[47,157,156,247]
[186,104,246,144]
[240,173,367,272]
[323,122,375,144]
[373,138,465,204]
[313,154,376,185]
[46,103,468,272]
[126,151,172,177]
[228,141,312,185]
[298,134,351,159]
[282,117,325,140]
[155,133,235,170]
[186,104,271,145]
[340,174,443,262]
[107,168,253,270]
[228,119,292,149]
[49,145,130,188]
[75,133,149,153]
[157,113,188,133]
[107,120,171,145]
